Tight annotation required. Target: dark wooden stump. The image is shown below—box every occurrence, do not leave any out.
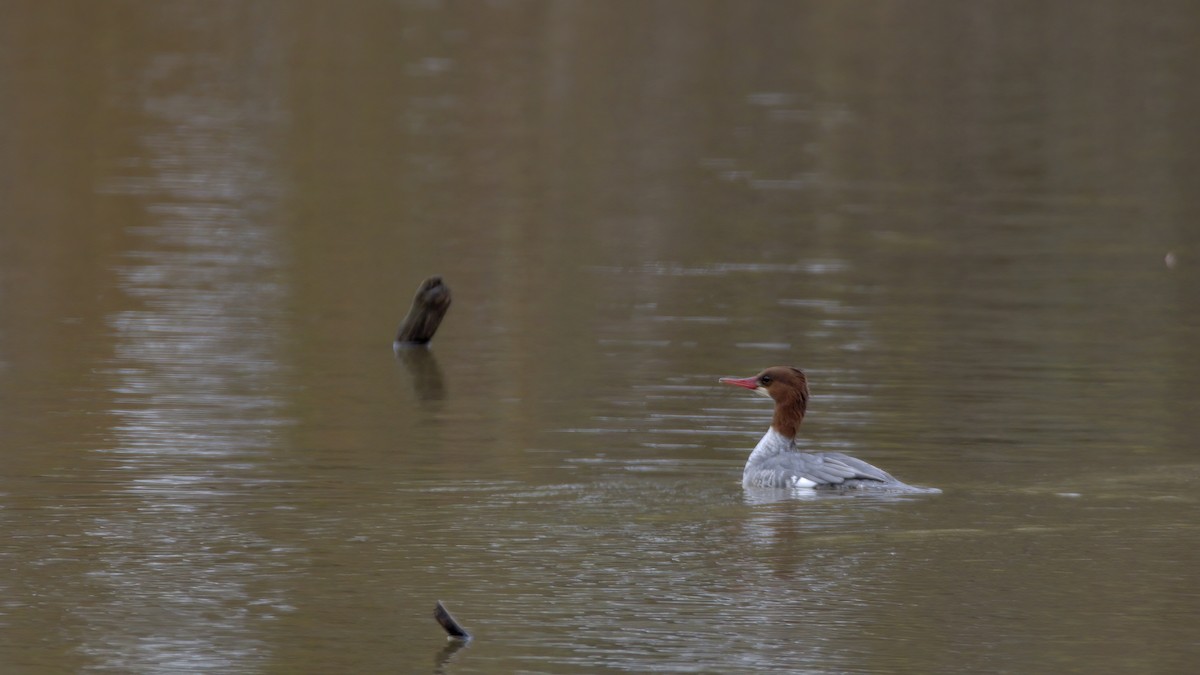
[395,276,452,345]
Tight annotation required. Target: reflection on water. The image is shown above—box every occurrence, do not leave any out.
[395,346,447,402]
[84,11,293,672]
[401,475,927,673]
[432,638,470,674]
[2,1,1199,673]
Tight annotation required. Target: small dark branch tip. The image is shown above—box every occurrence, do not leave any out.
[434,600,471,641]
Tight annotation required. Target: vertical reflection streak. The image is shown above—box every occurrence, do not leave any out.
[85,9,294,672]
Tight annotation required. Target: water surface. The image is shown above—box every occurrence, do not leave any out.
[2,2,1199,673]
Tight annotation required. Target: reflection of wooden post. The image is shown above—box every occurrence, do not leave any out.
[397,346,445,400]
[395,276,452,345]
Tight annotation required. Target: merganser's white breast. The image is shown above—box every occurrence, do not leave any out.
[743,428,817,488]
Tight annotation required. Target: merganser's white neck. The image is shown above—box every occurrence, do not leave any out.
[746,427,796,464]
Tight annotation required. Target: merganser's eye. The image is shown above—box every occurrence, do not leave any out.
[760,375,772,386]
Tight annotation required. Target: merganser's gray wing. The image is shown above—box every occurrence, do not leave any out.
[744,451,905,489]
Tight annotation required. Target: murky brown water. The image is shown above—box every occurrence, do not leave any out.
[3,1,1200,673]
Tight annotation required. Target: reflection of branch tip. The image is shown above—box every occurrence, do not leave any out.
[434,600,471,641]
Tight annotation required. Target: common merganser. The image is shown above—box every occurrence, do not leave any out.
[721,366,930,491]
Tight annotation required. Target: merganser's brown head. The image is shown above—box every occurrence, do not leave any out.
[719,366,809,438]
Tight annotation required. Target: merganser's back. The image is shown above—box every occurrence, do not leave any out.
[720,366,934,492]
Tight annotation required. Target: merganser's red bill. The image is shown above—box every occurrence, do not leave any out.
[719,376,759,390]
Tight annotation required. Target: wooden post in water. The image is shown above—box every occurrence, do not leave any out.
[395,276,452,346]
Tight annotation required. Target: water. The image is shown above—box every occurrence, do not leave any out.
[2,1,1200,673]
